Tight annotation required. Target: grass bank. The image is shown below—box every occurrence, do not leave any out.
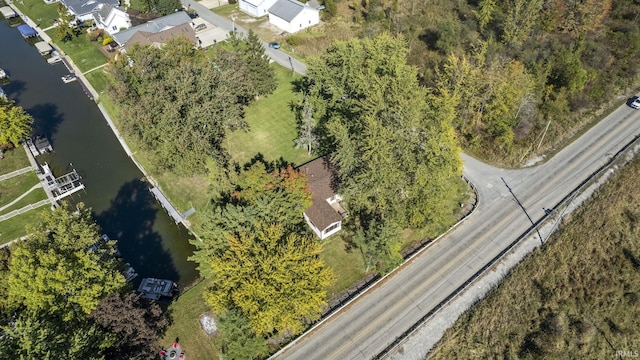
[0,148,30,173]
[430,155,640,358]
[161,279,219,360]
[0,206,49,245]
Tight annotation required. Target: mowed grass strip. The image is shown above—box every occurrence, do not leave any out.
[431,156,640,359]
[0,206,49,245]
[0,148,30,174]
[160,279,219,360]
[11,0,58,28]
[0,187,47,216]
[225,65,312,167]
[0,172,40,207]
[320,234,366,298]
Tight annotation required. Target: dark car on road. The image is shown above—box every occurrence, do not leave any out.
[629,96,640,110]
[268,42,280,49]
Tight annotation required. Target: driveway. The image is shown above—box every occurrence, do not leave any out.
[181,0,307,74]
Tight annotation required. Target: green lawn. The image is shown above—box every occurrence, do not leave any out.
[84,68,114,95]
[225,65,312,167]
[11,0,59,28]
[0,206,49,245]
[0,172,40,207]
[0,148,30,174]
[45,29,108,73]
[0,188,47,216]
[320,234,366,298]
[161,279,219,360]
[210,3,236,15]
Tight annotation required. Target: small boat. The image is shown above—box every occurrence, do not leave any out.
[47,53,62,64]
[62,73,76,83]
[0,68,6,79]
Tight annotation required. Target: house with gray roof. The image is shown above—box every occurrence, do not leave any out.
[239,0,277,17]
[93,4,131,35]
[60,0,119,21]
[112,11,195,50]
[268,0,320,33]
[299,156,348,240]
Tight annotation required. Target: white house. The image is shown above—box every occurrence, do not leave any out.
[268,0,319,33]
[60,0,119,21]
[93,4,131,35]
[238,0,277,17]
[299,156,348,240]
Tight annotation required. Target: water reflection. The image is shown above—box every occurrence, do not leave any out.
[0,18,198,288]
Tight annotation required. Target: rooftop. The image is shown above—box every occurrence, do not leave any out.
[299,156,344,231]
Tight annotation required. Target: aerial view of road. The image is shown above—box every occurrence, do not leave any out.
[272,100,640,359]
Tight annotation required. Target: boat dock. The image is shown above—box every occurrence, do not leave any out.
[137,277,178,300]
[149,187,195,224]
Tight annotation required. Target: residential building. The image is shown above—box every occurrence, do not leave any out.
[59,0,119,21]
[238,0,278,17]
[299,156,348,240]
[93,4,131,35]
[111,11,196,50]
[268,0,319,33]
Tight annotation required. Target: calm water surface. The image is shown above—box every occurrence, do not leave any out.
[0,19,198,288]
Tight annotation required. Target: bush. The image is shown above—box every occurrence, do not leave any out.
[103,37,114,46]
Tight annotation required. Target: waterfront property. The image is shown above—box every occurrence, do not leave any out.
[111,11,196,51]
[25,135,53,156]
[59,0,119,22]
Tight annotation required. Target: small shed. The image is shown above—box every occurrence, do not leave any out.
[0,6,18,18]
[17,24,38,38]
[35,41,53,55]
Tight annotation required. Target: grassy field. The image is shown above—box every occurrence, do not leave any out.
[0,148,30,173]
[430,156,640,359]
[225,65,311,167]
[0,172,40,206]
[10,0,58,28]
[161,279,219,360]
[45,29,108,73]
[0,206,49,245]
[84,68,113,95]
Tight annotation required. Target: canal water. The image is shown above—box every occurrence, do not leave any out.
[0,19,198,288]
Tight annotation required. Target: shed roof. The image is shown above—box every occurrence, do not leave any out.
[268,0,308,22]
[299,156,343,232]
[17,24,38,37]
[112,11,191,46]
[0,6,18,18]
[35,41,53,54]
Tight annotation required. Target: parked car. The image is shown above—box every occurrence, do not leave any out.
[268,42,280,49]
[194,23,207,32]
[629,96,640,110]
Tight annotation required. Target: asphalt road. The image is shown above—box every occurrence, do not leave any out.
[180,1,307,74]
[272,100,640,360]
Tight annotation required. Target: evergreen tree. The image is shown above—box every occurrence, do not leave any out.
[294,96,319,155]
[216,308,268,360]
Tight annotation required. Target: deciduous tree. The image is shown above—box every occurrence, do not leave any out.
[0,98,32,148]
[7,203,126,319]
[204,222,333,337]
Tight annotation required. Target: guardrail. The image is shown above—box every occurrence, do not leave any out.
[374,134,640,359]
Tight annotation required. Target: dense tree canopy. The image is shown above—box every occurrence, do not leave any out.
[0,98,32,148]
[109,36,276,176]
[204,222,332,337]
[191,163,332,344]
[299,34,462,271]
[8,203,126,318]
[0,203,146,359]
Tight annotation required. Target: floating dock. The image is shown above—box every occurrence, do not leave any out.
[149,187,195,224]
[40,163,85,201]
[137,278,178,300]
